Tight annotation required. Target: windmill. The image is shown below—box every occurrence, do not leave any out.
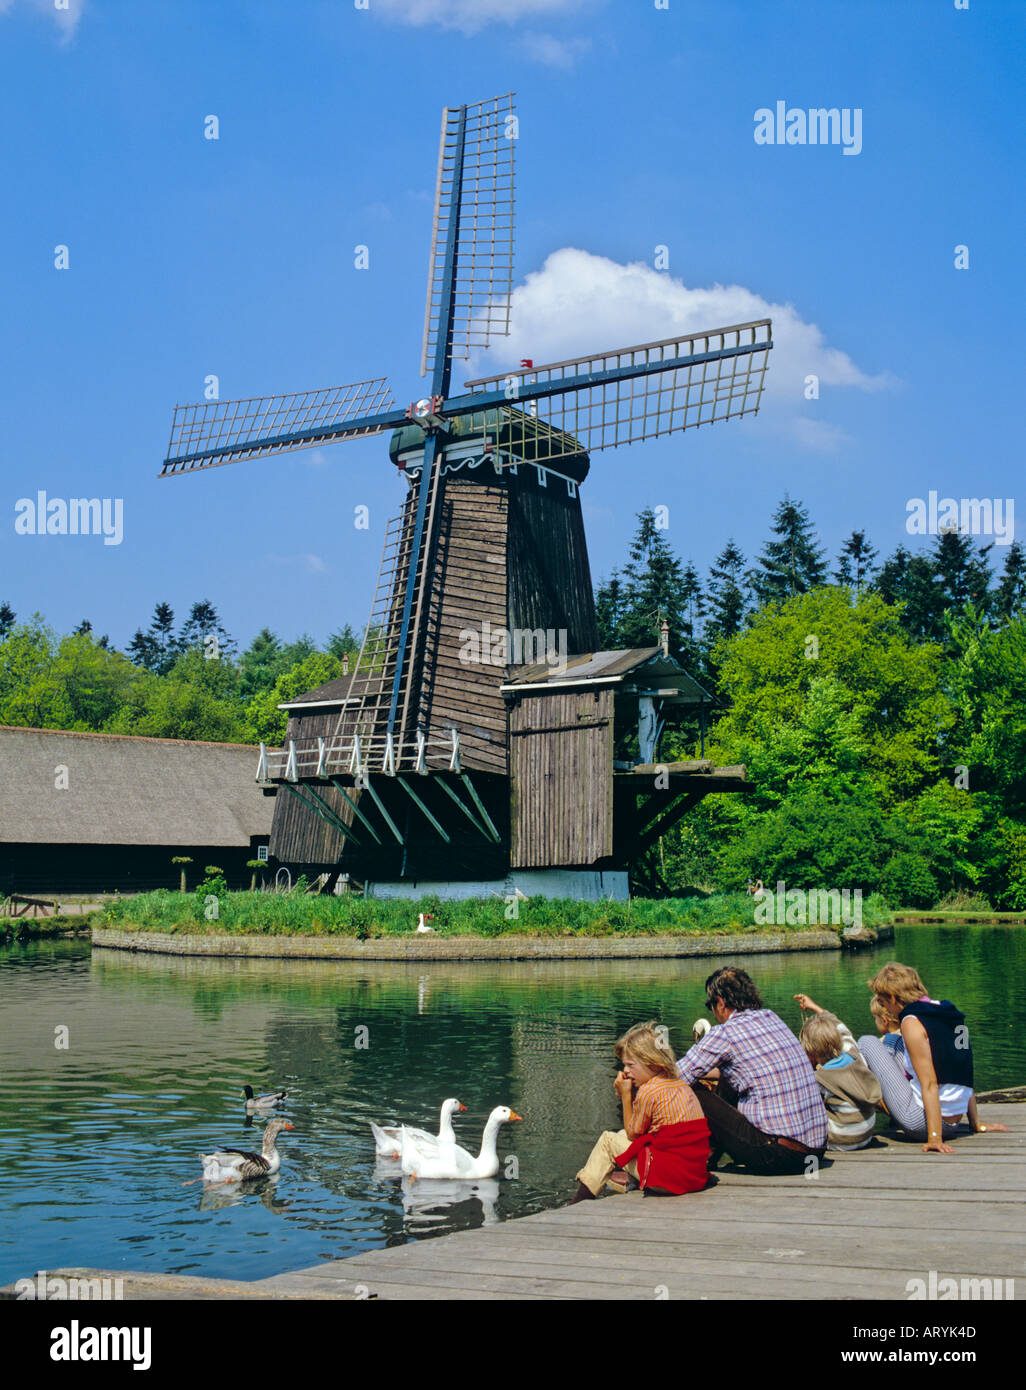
[162,94,771,899]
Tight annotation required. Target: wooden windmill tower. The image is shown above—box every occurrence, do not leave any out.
[162,94,770,900]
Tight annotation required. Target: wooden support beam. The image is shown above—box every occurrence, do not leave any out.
[304,786,365,849]
[460,772,502,843]
[628,759,713,775]
[282,783,362,849]
[361,778,405,847]
[330,778,383,845]
[434,776,492,841]
[396,776,451,843]
[632,792,705,858]
[621,761,746,780]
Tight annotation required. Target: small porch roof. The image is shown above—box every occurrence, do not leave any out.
[500,647,715,706]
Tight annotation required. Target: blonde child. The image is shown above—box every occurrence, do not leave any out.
[799,1011,882,1150]
[569,1022,710,1202]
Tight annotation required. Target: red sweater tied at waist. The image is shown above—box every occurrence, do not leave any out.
[614,1118,711,1194]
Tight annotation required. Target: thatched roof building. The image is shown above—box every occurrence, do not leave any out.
[0,726,272,896]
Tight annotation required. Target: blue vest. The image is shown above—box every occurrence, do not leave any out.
[899,1000,974,1088]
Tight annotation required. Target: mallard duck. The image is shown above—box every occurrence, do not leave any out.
[199,1117,294,1184]
[401,1106,522,1180]
[243,1084,288,1112]
[371,1097,466,1160]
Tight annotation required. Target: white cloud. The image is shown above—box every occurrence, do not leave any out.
[464,247,894,453]
[0,0,85,42]
[371,0,596,36]
[518,32,592,68]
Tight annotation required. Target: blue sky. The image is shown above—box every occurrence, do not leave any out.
[1,0,1022,650]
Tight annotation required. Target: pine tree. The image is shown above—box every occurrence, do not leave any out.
[0,602,16,641]
[128,602,179,673]
[618,509,693,660]
[595,571,628,649]
[680,562,706,645]
[750,495,828,604]
[705,539,749,642]
[835,530,878,590]
[873,546,943,642]
[73,619,111,647]
[995,540,1026,621]
[933,530,992,612]
[178,600,237,662]
[326,624,362,661]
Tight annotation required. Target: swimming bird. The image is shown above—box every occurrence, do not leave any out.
[401,1106,522,1181]
[199,1118,294,1184]
[243,1084,288,1112]
[371,1097,466,1160]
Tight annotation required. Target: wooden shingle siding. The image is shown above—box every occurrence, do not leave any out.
[507,475,598,653]
[415,478,509,776]
[509,689,613,867]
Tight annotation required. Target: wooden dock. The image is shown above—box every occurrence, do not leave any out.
[5,1103,1021,1301]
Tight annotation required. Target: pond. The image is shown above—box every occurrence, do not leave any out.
[1,925,1022,1286]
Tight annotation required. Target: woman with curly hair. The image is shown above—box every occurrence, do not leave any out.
[858,961,1008,1154]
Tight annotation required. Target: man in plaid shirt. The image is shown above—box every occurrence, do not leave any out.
[677,967,828,1173]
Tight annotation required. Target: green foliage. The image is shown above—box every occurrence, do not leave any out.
[102,889,892,937]
[879,853,939,910]
[750,495,827,604]
[708,587,950,804]
[242,652,346,745]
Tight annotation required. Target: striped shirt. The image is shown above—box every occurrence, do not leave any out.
[631,1075,703,1135]
[677,1008,828,1150]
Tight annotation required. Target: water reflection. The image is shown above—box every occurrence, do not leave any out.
[400,1176,501,1228]
[1,926,1022,1285]
[196,1174,291,1214]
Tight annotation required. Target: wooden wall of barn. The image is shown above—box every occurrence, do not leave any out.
[0,842,267,896]
[509,688,614,868]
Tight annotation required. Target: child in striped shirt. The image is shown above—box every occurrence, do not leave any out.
[796,1002,882,1151]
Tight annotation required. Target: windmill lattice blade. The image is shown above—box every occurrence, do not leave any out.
[161,378,396,476]
[463,320,771,463]
[420,93,515,379]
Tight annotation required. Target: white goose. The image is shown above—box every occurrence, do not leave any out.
[370,1097,466,1160]
[400,1105,522,1180]
[198,1117,294,1185]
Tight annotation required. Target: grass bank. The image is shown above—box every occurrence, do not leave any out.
[100,889,892,938]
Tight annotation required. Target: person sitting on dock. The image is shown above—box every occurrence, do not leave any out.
[569,1022,710,1204]
[858,962,1009,1153]
[676,968,827,1174]
[869,994,904,1055]
[797,1006,882,1151]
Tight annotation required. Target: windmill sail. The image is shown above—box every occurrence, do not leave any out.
[460,319,772,463]
[420,93,516,381]
[161,377,397,476]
